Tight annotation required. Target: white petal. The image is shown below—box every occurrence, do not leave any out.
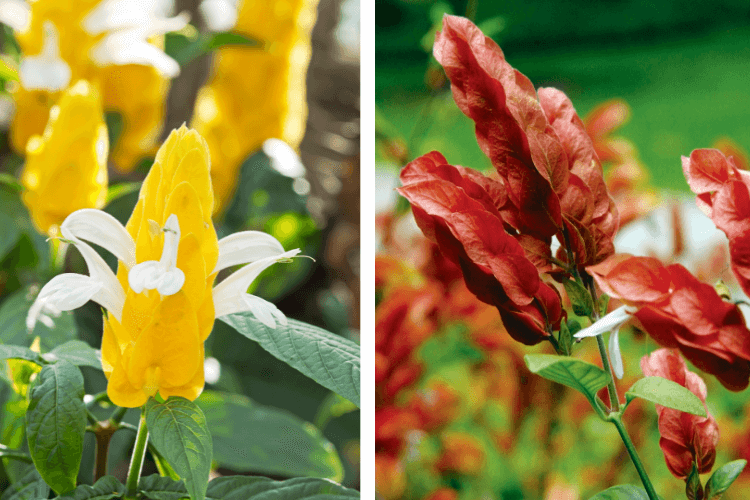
[263,138,306,178]
[155,267,185,296]
[160,214,180,270]
[574,305,635,338]
[66,240,126,319]
[0,0,30,33]
[19,21,71,91]
[90,32,181,77]
[83,0,188,36]
[214,293,287,328]
[199,0,238,32]
[212,249,300,311]
[609,328,624,379]
[214,231,286,274]
[61,209,136,268]
[128,261,159,294]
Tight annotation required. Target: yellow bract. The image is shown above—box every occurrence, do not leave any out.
[11,0,171,172]
[192,0,319,213]
[103,126,219,407]
[20,80,108,235]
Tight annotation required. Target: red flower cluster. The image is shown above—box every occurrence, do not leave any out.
[588,254,750,390]
[399,15,619,345]
[640,349,718,479]
[683,148,750,297]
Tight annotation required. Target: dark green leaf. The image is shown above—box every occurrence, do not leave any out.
[598,293,611,317]
[145,397,212,500]
[43,340,102,370]
[0,345,44,365]
[105,182,140,206]
[567,319,582,335]
[625,377,706,417]
[563,279,595,317]
[26,361,86,494]
[588,485,652,500]
[0,464,49,500]
[170,31,262,66]
[207,32,262,50]
[0,173,22,192]
[686,463,703,500]
[197,391,343,480]
[138,475,187,500]
[205,476,359,500]
[0,187,24,260]
[705,459,747,500]
[104,112,123,153]
[56,476,125,499]
[219,316,360,407]
[0,287,78,351]
[524,354,609,412]
[0,443,31,463]
[558,320,572,356]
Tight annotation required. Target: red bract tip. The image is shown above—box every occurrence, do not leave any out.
[589,254,750,391]
[641,349,719,479]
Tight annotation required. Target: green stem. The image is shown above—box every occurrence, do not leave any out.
[610,413,659,500]
[109,405,128,425]
[595,334,620,412]
[124,411,149,499]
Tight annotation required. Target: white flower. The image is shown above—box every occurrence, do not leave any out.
[18,21,71,91]
[574,305,636,379]
[28,207,298,330]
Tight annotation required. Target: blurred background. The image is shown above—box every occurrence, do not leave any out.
[376,1,750,499]
[0,0,360,492]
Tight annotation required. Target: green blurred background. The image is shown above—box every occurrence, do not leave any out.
[376,0,750,192]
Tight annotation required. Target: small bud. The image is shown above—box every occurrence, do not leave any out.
[715,280,731,301]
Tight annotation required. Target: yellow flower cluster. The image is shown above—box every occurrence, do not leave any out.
[10,0,179,171]
[20,80,108,235]
[103,126,219,407]
[192,0,319,213]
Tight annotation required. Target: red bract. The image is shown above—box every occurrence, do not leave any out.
[588,254,750,390]
[430,15,618,266]
[640,349,719,479]
[399,152,561,344]
[682,148,750,297]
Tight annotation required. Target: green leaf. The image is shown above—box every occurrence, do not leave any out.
[524,354,609,411]
[0,443,31,463]
[0,57,18,81]
[563,279,595,317]
[625,376,707,417]
[314,392,359,430]
[598,293,611,317]
[197,391,343,481]
[219,315,360,407]
[588,485,654,500]
[138,475,187,500]
[169,30,262,67]
[145,397,212,500]
[105,182,140,206]
[0,173,22,192]
[205,476,359,500]
[207,31,262,51]
[0,464,49,500]
[56,476,126,499]
[26,361,86,494]
[686,463,703,500]
[558,320,573,356]
[0,345,45,365]
[705,459,747,500]
[0,287,78,351]
[43,340,102,370]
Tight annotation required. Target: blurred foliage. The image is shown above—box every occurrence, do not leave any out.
[376,0,750,192]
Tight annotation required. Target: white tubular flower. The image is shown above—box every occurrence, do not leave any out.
[199,0,238,32]
[28,206,299,331]
[85,0,189,77]
[128,214,185,295]
[19,21,71,91]
[0,0,30,33]
[574,305,636,379]
[213,247,301,327]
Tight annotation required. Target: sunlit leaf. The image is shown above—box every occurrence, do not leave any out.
[625,376,706,417]
[220,315,360,407]
[26,361,86,494]
[197,391,344,481]
[524,354,609,412]
[145,397,212,500]
[705,459,747,500]
[43,340,102,370]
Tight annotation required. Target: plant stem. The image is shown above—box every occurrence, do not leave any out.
[124,411,149,499]
[595,334,620,412]
[610,413,659,500]
[93,421,117,482]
